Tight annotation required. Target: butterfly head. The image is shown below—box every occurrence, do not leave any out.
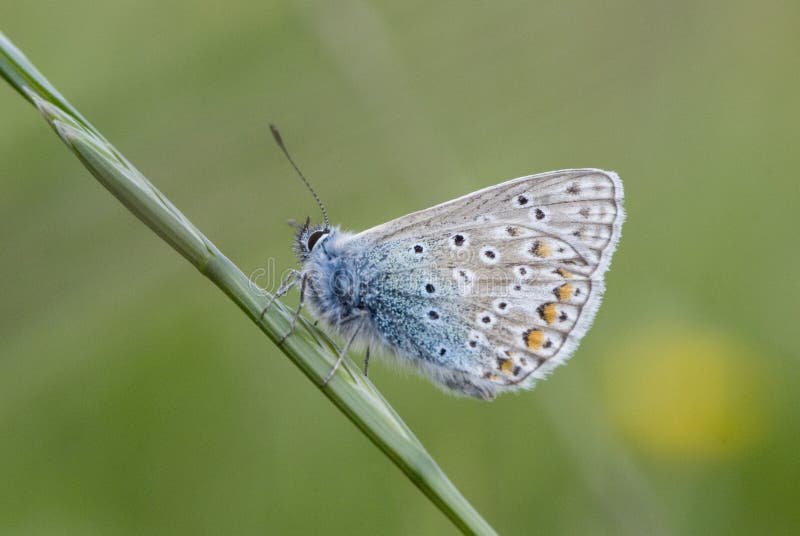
[293,218,332,263]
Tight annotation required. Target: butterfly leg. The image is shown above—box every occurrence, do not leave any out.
[363,346,371,377]
[259,269,302,322]
[322,325,362,386]
[278,273,307,344]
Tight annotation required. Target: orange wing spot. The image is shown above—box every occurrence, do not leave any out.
[555,267,573,279]
[525,329,545,351]
[531,240,552,258]
[555,283,575,301]
[538,303,557,325]
[498,358,514,375]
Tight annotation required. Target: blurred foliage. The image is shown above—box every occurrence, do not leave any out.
[1,1,798,534]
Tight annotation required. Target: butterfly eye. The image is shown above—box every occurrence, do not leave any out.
[306,230,329,251]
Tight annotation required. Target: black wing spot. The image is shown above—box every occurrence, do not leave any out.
[439,348,447,356]
[413,244,424,253]
[428,310,440,320]
[534,208,545,220]
[517,195,529,205]
[425,283,435,293]
[453,234,465,246]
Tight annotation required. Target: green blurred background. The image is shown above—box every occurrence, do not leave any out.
[1,1,798,534]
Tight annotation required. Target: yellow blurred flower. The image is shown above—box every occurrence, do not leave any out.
[604,326,767,459]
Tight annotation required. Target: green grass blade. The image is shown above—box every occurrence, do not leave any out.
[0,31,497,536]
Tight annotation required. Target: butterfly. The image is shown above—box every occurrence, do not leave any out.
[264,126,624,400]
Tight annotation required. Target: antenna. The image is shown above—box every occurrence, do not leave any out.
[269,124,330,230]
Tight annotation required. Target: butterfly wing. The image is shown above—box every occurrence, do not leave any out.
[355,169,624,398]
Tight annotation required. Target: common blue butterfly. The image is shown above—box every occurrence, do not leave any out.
[264,126,624,400]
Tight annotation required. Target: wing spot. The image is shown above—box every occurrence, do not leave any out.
[543,339,553,349]
[497,357,514,375]
[553,283,575,301]
[517,195,529,205]
[413,244,424,253]
[493,299,510,314]
[523,329,545,351]
[452,234,466,247]
[480,246,500,264]
[567,183,581,195]
[428,310,440,320]
[477,312,496,327]
[425,283,435,293]
[554,267,573,279]
[534,208,545,220]
[454,269,474,285]
[506,226,520,236]
[530,240,552,258]
[559,311,568,322]
[467,331,485,349]
[537,303,557,325]
[439,348,447,356]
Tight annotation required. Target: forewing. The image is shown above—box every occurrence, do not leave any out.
[356,168,622,271]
